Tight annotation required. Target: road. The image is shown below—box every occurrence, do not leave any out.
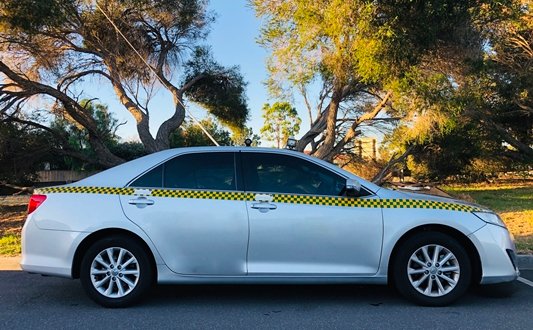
[0,270,532,330]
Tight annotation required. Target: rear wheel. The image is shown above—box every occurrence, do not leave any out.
[80,235,153,307]
[393,232,471,306]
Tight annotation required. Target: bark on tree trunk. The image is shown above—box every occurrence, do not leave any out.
[155,93,186,150]
[313,87,343,161]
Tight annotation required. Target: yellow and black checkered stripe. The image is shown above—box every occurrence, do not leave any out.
[35,186,482,212]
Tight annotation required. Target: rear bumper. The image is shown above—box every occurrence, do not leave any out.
[469,224,520,284]
[21,217,88,278]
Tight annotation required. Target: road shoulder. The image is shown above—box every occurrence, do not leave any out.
[0,256,21,270]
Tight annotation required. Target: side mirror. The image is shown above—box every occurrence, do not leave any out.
[345,179,361,197]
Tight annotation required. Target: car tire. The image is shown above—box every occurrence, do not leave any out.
[393,232,471,306]
[80,235,153,308]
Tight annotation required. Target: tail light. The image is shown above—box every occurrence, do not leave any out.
[28,194,47,215]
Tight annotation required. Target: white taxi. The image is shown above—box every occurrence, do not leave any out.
[21,147,519,307]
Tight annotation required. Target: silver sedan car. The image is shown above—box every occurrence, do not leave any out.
[21,147,519,307]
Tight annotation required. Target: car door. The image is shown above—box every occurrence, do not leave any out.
[120,151,249,275]
[241,151,383,275]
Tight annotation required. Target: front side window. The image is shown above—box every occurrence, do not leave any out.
[242,152,345,196]
[130,152,236,191]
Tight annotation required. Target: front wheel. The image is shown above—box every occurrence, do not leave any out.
[393,232,472,306]
[80,235,153,307]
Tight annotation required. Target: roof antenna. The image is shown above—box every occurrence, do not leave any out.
[244,138,253,147]
[93,2,220,146]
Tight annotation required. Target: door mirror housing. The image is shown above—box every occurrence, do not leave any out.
[345,179,361,197]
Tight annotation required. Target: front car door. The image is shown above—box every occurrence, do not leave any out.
[241,151,383,275]
[120,151,249,275]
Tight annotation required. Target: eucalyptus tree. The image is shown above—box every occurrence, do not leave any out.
[0,0,248,167]
[260,102,301,148]
[252,0,503,166]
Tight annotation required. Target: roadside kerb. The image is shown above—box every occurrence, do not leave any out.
[0,256,20,271]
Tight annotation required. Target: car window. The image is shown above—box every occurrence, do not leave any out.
[241,152,345,196]
[130,164,163,188]
[130,152,236,191]
[164,152,236,191]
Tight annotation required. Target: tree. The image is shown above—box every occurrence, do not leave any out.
[473,0,533,160]
[0,0,249,168]
[260,102,301,148]
[254,0,532,183]
[386,0,533,179]
[0,120,52,186]
[253,0,491,163]
[49,99,127,170]
[232,125,261,147]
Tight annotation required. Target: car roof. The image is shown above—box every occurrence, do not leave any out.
[72,146,381,192]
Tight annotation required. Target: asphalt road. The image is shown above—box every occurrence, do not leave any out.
[1,270,532,330]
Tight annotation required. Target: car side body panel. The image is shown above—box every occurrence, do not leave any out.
[119,193,249,275]
[246,197,383,275]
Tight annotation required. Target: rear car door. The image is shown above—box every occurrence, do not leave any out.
[120,151,249,275]
[241,151,383,275]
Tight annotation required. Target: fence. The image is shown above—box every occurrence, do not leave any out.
[36,170,97,184]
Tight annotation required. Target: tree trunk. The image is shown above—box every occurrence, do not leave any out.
[155,93,186,150]
[313,87,343,161]
[371,145,414,185]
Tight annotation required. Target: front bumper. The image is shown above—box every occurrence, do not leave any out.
[469,223,520,284]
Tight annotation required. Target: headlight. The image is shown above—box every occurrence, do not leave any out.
[473,212,507,228]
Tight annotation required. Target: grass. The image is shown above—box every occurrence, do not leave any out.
[0,234,21,256]
[443,183,533,254]
[0,195,28,257]
[443,185,533,212]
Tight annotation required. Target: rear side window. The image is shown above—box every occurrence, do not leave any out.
[164,152,236,191]
[130,165,163,188]
[130,152,236,190]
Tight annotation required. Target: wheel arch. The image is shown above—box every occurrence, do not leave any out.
[72,228,157,280]
[387,224,482,286]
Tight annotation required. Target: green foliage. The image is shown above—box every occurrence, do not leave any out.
[0,234,20,256]
[381,1,532,177]
[183,47,249,132]
[406,122,483,181]
[0,0,73,33]
[232,126,261,147]
[260,102,301,148]
[0,120,52,184]
[50,100,123,170]
[109,142,147,161]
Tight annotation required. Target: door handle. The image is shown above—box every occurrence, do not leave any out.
[251,203,277,213]
[128,197,154,208]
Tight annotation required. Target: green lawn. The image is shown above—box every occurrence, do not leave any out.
[443,185,533,212]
